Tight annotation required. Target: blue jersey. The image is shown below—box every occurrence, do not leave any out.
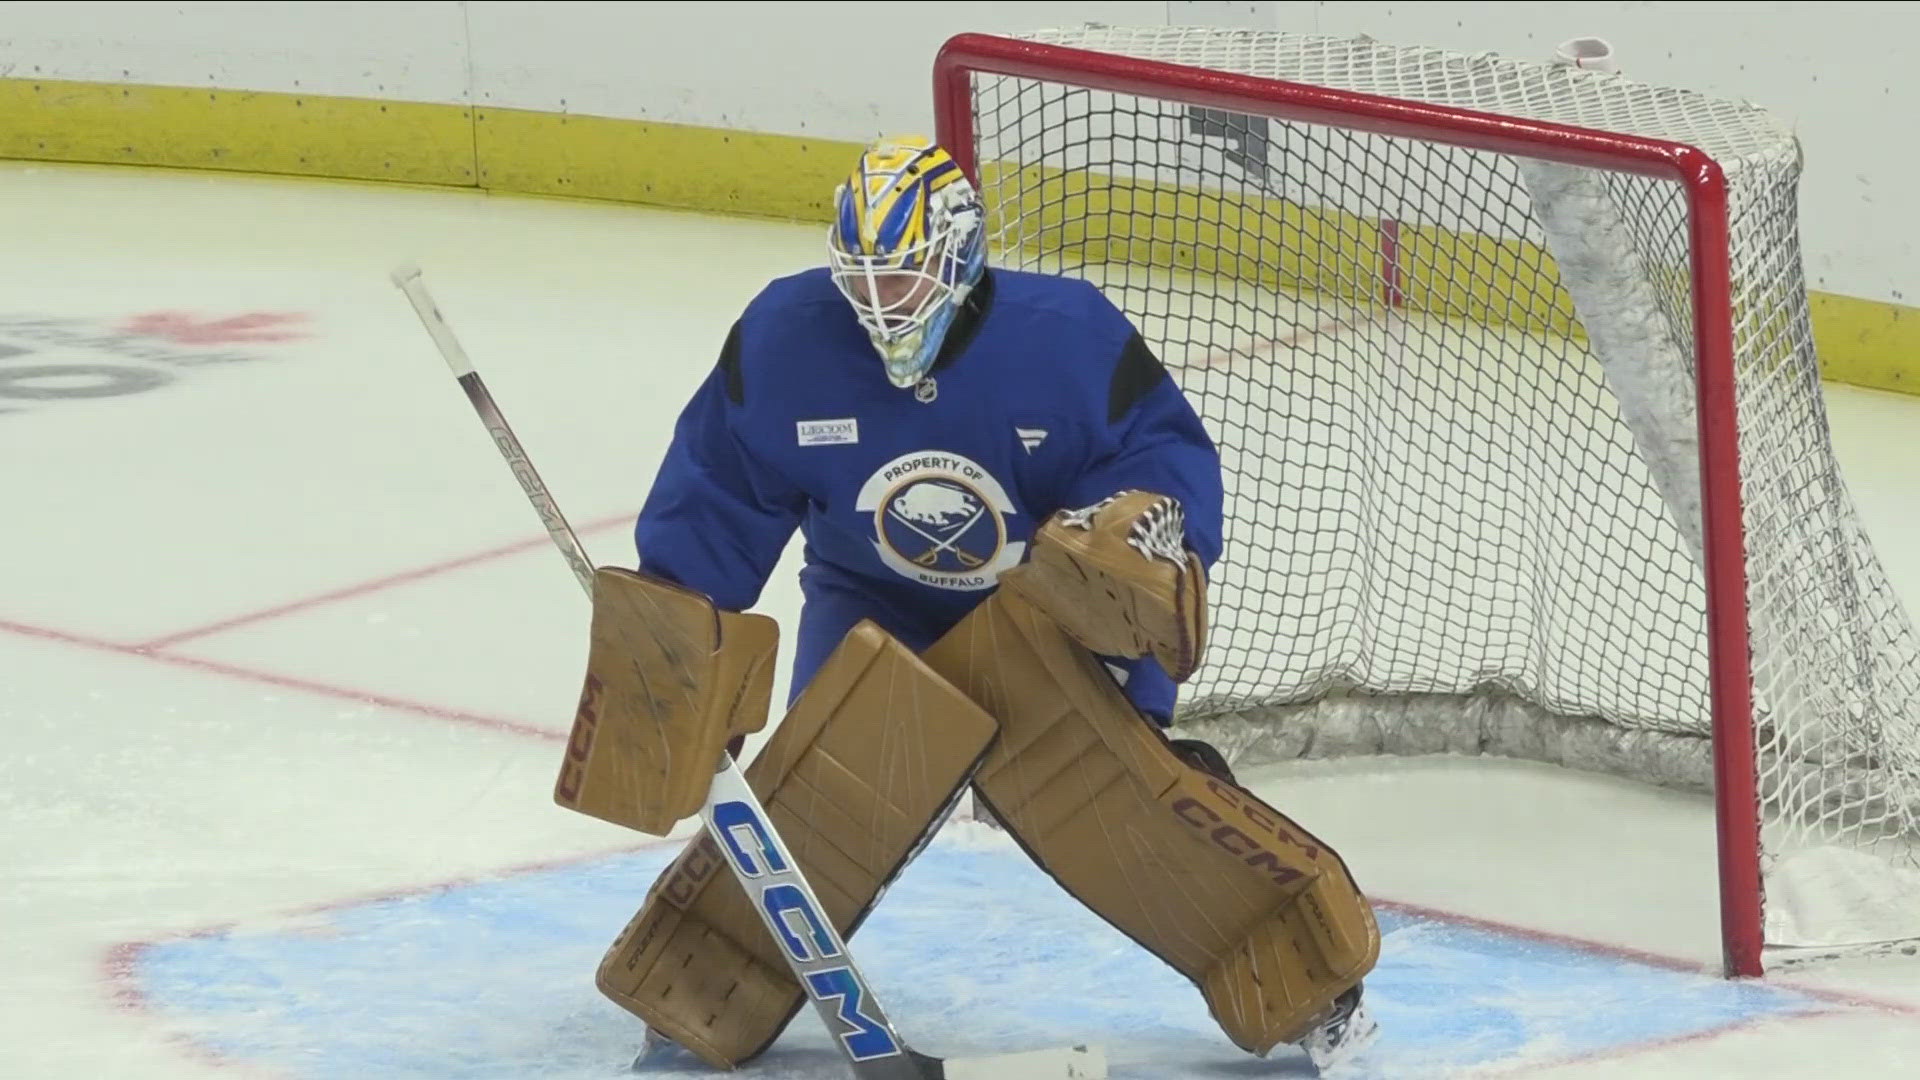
[633,266,1223,719]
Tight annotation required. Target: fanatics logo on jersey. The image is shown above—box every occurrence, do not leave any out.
[855,450,1026,591]
[1016,426,1048,453]
[797,418,859,446]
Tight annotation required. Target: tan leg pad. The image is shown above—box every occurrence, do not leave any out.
[922,592,1379,1054]
[555,567,780,836]
[595,620,999,1068]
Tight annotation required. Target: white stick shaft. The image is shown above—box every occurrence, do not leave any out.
[391,263,479,377]
[390,265,595,595]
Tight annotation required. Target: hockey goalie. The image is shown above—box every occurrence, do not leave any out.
[556,136,1382,1072]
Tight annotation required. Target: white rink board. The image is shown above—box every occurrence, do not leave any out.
[5,2,1920,303]
[0,1,472,101]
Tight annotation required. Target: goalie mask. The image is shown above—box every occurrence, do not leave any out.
[828,136,986,389]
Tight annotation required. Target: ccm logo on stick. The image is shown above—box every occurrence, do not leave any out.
[710,799,901,1063]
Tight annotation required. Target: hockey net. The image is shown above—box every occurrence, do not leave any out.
[934,27,1920,975]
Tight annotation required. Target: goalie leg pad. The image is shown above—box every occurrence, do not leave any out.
[555,567,780,836]
[595,620,999,1068]
[921,592,1379,1054]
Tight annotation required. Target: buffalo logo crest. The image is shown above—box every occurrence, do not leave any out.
[856,451,1024,591]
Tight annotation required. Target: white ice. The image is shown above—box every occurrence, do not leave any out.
[3,162,1919,1080]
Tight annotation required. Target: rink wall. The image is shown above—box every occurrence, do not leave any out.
[1,1,1915,395]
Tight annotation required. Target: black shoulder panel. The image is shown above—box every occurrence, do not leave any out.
[718,320,745,406]
[1108,331,1169,424]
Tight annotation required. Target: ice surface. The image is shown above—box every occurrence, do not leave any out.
[125,823,1828,1079]
[3,162,1919,1079]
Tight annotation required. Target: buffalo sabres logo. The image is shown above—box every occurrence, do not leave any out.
[856,451,1024,591]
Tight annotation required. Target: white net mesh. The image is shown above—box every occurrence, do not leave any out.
[961,26,1920,955]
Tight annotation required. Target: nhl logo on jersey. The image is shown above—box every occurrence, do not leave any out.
[856,450,1025,591]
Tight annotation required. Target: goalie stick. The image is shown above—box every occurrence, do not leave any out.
[390,265,1105,1080]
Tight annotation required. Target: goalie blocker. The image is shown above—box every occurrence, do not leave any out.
[555,567,780,836]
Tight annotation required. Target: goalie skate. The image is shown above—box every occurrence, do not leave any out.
[1299,984,1378,1074]
[629,1026,676,1070]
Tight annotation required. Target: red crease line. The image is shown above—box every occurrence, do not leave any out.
[137,510,635,650]
[1375,898,1920,1016]
[0,615,560,744]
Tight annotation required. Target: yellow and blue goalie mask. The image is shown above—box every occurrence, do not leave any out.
[827,137,987,389]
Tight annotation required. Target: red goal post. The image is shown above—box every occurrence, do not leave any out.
[933,30,1766,977]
